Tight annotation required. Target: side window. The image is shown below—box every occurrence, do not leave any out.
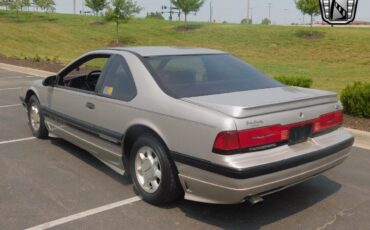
[59,55,110,92]
[65,57,109,79]
[99,55,137,101]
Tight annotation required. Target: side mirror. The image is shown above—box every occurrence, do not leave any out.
[43,75,57,87]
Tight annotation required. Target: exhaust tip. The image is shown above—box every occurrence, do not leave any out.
[247,195,264,205]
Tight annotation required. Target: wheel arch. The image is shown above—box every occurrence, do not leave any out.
[122,124,171,174]
[24,89,39,104]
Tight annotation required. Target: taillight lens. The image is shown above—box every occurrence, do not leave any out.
[213,125,288,154]
[213,131,240,151]
[313,110,343,133]
[213,110,343,154]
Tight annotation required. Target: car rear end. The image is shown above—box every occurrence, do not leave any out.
[178,87,354,204]
[142,52,354,204]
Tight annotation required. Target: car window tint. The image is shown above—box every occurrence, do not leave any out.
[146,54,282,98]
[99,55,137,101]
[161,56,207,83]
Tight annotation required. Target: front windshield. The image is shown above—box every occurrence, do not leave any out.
[145,54,282,98]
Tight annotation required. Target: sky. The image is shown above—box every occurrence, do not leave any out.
[55,0,370,25]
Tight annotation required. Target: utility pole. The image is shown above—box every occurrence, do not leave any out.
[250,7,253,23]
[209,0,213,23]
[267,3,272,21]
[82,0,85,15]
[246,0,250,21]
[73,0,76,14]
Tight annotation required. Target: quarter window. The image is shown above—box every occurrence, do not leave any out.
[99,55,137,101]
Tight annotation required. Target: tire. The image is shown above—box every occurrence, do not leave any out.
[130,134,183,205]
[27,95,49,139]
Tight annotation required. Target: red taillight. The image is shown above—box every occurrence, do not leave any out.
[238,125,289,148]
[313,110,343,133]
[213,125,288,154]
[213,131,240,151]
[213,110,343,154]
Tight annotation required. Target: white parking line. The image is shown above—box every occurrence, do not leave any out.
[0,76,27,79]
[0,137,36,145]
[0,87,23,91]
[26,196,142,230]
[0,104,22,109]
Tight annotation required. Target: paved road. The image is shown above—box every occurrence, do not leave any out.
[0,68,369,230]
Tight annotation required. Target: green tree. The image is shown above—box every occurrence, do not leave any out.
[9,0,22,14]
[295,0,320,29]
[33,0,55,12]
[261,18,271,25]
[85,0,108,16]
[105,0,141,42]
[0,0,8,9]
[8,0,30,18]
[21,0,30,8]
[170,0,204,27]
[241,18,252,24]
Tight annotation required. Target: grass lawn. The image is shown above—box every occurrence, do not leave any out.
[0,10,369,93]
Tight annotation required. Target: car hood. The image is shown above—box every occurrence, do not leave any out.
[182,86,338,118]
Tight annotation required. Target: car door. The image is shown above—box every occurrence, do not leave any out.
[44,54,115,161]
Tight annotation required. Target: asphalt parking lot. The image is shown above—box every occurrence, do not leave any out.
[0,68,369,230]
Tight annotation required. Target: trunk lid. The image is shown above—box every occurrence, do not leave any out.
[182,86,338,118]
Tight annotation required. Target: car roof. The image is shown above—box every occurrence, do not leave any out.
[106,46,226,57]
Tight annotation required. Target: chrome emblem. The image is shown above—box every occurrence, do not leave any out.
[320,0,359,25]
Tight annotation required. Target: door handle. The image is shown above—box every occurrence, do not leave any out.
[86,102,95,110]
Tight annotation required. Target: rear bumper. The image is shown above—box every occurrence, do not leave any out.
[173,131,354,204]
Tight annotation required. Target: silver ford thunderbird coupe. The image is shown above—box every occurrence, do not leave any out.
[21,47,354,205]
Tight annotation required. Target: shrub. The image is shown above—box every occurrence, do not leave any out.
[340,82,370,118]
[274,76,313,88]
[261,18,271,25]
[32,54,41,62]
[146,12,164,20]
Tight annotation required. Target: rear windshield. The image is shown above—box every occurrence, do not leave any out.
[145,54,282,98]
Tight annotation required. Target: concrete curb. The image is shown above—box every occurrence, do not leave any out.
[0,63,55,78]
[345,128,370,150]
[0,62,369,150]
